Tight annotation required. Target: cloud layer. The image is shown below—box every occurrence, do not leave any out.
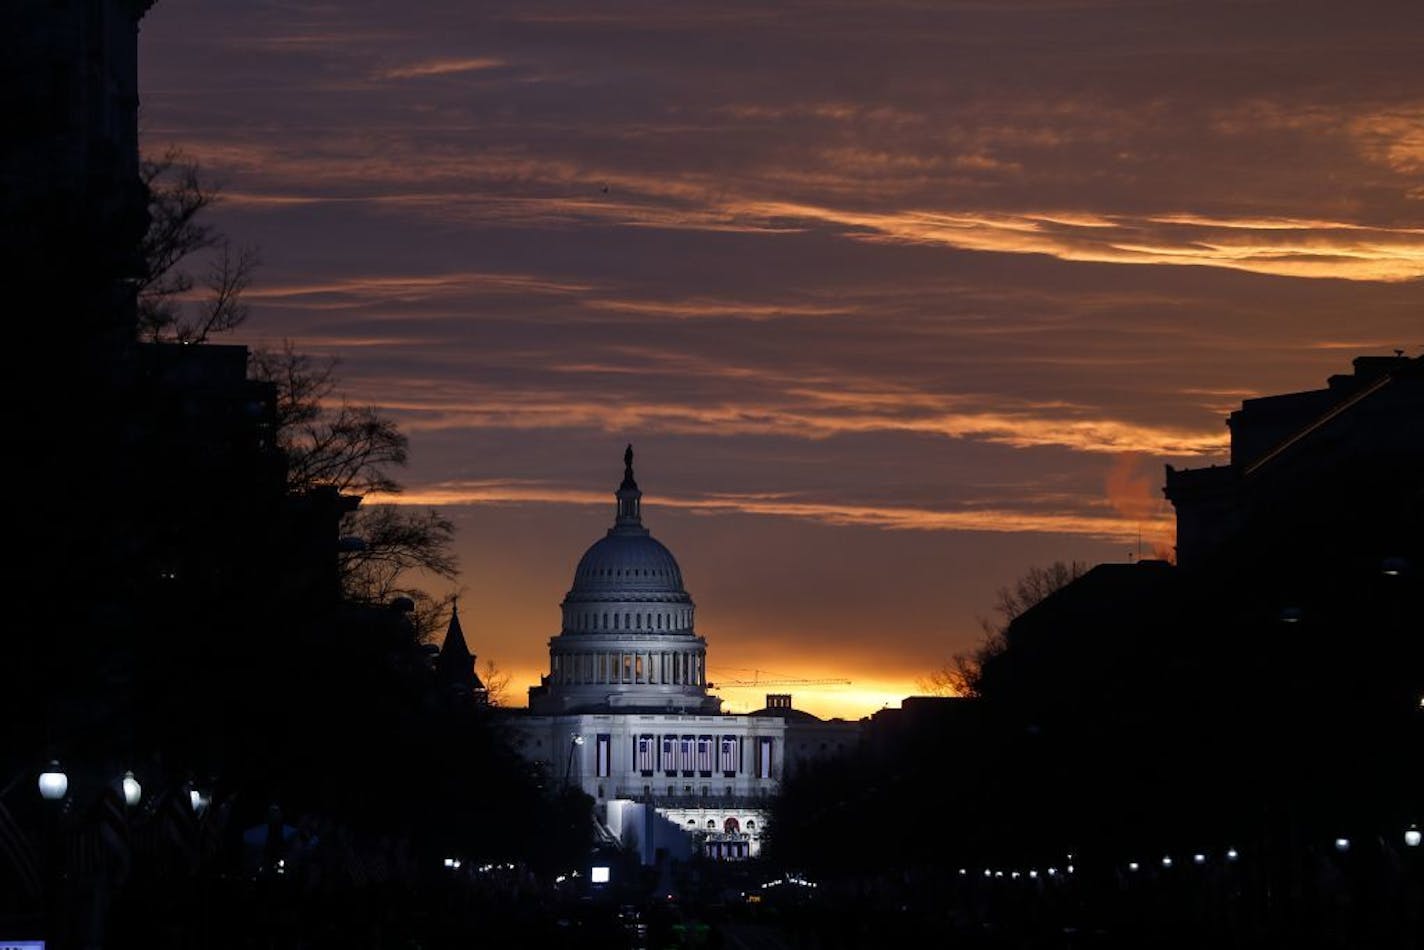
[139,0,1424,718]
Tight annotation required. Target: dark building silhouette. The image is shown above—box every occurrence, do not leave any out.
[436,603,488,703]
[1166,354,1424,569]
[4,0,154,346]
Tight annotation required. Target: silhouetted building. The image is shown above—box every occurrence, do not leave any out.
[1166,354,1424,569]
[5,0,154,344]
[436,603,488,703]
[751,694,861,780]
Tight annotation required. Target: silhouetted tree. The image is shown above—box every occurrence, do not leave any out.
[248,343,458,607]
[923,560,1087,696]
[479,657,512,706]
[137,148,259,342]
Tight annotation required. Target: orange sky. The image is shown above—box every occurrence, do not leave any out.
[139,0,1424,720]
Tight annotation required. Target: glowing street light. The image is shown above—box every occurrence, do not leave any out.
[1193,853,1206,865]
[1161,856,1173,869]
[121,771,142,807]
[1127,861,1140,872]
[37,761,68,801]
[1404,826,1421,848]
[1334,837,1350,853]
[189,786,211,816]
[1226,847,1239,862]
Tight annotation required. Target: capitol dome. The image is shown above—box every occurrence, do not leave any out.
[528,446,719,714]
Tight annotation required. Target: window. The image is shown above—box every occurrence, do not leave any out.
[757,737,774,779]
[635,654,644,683]
[596,734,611,778]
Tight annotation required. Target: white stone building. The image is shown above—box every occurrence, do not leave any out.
[505,447,804,862]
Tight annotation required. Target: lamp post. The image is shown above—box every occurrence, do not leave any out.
[564,733,585,788]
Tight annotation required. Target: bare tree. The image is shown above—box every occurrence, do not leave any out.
[479,658,511,707]
[249,344,458,606]
[137,148,259,343]
[923,561,1088,697]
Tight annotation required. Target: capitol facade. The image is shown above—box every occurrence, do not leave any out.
[506,448,854,863]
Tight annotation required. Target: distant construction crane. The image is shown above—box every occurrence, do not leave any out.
[709,668,851,688]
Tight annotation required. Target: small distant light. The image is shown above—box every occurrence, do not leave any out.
[994,870,1004,878]
[1279,607,1303,623]
[1226,848,1239,862]
[1066,864,1075,874]
[1047,867,1057,876]
[443,858,455,868]
[1405,828,1421,848]
[983,869,992,878]
[1161,856,1173,868]
[121,771,142,807]
[1334,837,1350,853]
[555,874,567,883]
[1381,556,1407,576]
[189,788,210,816]
[1127,861,1140,872]
[591,865,611,884]
[958,868,967,876]
[1193,853,1206,865]
[1011,871,1020,879]
[452,859,462,869]
[1029,870,1038,878]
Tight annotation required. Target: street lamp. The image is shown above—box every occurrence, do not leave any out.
[563,733,585,787]
[189,786,211,816]
[1405,826,1421,848]
[1334,837,1350,853]
[37,761,67,801]
[121,771,142,807]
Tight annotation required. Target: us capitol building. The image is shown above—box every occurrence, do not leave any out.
[503,447,859,863]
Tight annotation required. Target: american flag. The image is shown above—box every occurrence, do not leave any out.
[720,736,739,776]
[661,735,677,773]
[696,736,713,773]
[637,735,656,772]
[679,736,694,772]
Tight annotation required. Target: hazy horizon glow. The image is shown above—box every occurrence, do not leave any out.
[141,0,1423,720]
